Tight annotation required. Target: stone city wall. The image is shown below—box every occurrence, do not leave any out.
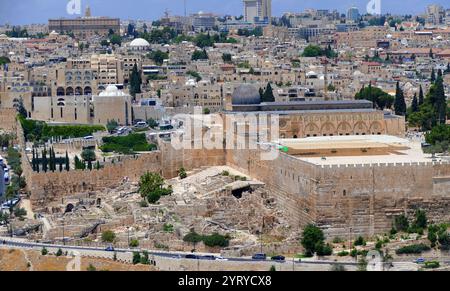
[0,108,17,132]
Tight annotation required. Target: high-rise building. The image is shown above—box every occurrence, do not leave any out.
[243,0,272,23]
[426,4,445,25]
[346,6,360,22]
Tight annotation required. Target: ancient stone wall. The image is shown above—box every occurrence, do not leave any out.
[0,108,17,132]
[28,153,162,210]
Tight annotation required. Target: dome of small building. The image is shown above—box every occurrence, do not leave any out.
[130,38,150,47]
[232,84,261,105]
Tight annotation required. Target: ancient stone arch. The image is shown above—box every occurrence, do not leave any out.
[56,87,65,96]
[353,121,369,135]
[304,123,320,137]
[369,121,383,135]
[320,122,336,136]
[337,122,352,135]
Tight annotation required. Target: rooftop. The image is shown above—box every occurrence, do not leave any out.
[278,135,437,165]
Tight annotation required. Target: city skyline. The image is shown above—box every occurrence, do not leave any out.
[0,0,449,25]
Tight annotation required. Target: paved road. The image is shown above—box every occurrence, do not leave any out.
[0,237,360,266]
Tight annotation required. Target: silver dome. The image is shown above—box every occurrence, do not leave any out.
[232,84,261,105]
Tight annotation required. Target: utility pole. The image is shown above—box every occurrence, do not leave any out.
[62,217,65,245]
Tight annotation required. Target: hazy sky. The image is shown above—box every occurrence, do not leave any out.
[0,0,448,25]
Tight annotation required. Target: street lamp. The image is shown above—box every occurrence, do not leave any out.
[62,217,65,246]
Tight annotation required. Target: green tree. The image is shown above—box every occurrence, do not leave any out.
[129,239,139,248]
[222,53,232,63]
[411,93,419,113]
[413,209,428,229]
[86,264,97,271]
[301,45,323,57]
[41,247,48,255]
[262,83,275,102]
[301,224,325,257]
[65,151,70,171]
[81,149,96,162]
[418,85,424,106]
[101,230,116,243]
[106,120,119,133]
[394,82,407,116]
[394,214,409,232]
[109,34,122,46]
[56,248,63,257]
[148,50,169,65]
[191,49,208,61]
[129,63,142,98]
[178,167,187,179]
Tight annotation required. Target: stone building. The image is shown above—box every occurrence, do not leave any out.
[223,84,405,138]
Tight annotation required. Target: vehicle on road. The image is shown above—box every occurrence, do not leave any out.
[83,135,94,140]
[185,254,199,260]
[215,256,228,261]
[105,246,115,252]
[200,255,216,260]
[415,258,425,264]
[271,255,286,262]
[252,253,267,260]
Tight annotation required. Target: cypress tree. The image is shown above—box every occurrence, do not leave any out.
[65,151,70,171]
[262,83,275,102]
[418,85,424,106]
[434,77,446,124]
[394,82,406,116]
[95,161,101,170]
[59,161,63,172]
[42,148,48,172]
[32,148,36,171]
[411,93,418,113]
[88,160,93,171]
[437,69,442,79]
[431,68,436,82]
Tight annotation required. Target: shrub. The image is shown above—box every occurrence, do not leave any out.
[269,265,276,271]
[86,264,97,271]
[178,167,187,179]
[354,236,366,247]
[375,241,383,250]
[183,231,203,244]
[424,261,440,269]
[129,239,139,248]
[101,133,156,154]
[221,170,229,176]
[163,223,174,232]
[139,200,148,208]
[316,243,333,256]
[395,244,431,255]
[394,215,409,232]
[337,251,349,257]
[132,252,141,265]
[202,233,230,248]
[332,237,343,244]
[56,248,63,257]
[101,230,116,243]
[41,247,48,255]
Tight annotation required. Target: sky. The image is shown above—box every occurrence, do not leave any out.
[0,0,448,25]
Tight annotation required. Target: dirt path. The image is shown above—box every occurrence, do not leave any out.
[21,249,34,271]
[66,251,81,271]
[18,199,34,220]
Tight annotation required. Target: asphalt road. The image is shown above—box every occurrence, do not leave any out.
[0,237,360,266]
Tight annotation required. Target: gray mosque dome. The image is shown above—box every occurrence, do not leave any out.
[232,84,261,105]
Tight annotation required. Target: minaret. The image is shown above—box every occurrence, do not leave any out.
[85,6,92,17]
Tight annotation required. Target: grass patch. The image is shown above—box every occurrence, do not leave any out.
[100,133,156,154]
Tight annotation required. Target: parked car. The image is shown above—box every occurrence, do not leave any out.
[215,256,228,261]
[271,255,286,262]
[105,246,115,252]
[185,254,199,260]
[252,253,267,260]
[83,135,94,140]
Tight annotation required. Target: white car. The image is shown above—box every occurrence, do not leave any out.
[215,256,229,261]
